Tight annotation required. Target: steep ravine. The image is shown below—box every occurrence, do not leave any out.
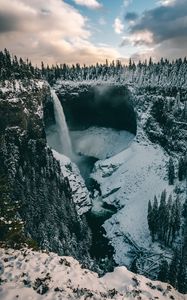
[52,80,187,282]
[45,83,137,272]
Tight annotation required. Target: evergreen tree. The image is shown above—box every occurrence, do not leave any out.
[157,259,169,282]
[0,175,24,246]
[166,194,173,245]
[168,158,175,185]
[147,200,153,233]
[178,157,185,181]
[158,190,167,240]
[152,196,159,241]
[171,196,181,242]
[168,250,179,288]
[177,259,187,293]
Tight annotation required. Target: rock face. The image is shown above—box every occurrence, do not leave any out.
[52,150,92,215]
[55,81,137,135]
[0,81,92,262]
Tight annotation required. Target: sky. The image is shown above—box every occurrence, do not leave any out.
[0,0,187,65]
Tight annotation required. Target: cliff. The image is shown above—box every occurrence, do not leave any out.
[0,80,92,262]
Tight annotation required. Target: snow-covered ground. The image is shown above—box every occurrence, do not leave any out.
[70,127,135,160]
[91,135,175,269]
[0,248,185,300]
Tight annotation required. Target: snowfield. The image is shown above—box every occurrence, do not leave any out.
[91,133,175,269]
[0,248,185,300]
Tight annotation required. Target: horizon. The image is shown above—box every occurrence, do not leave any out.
[1,48,187,69]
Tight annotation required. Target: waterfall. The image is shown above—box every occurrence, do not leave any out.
[50,89,73,158]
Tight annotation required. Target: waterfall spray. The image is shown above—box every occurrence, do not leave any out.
[51,89,73,158]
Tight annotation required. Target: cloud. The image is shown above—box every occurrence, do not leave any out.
[113,18,124,34]
[98,17,106,26]
[157,0,175,6]
[73,0,102,9]
[0,0,120,65]
[122,0,187,59]
[125,12,138,21]
[124,0,132,7]
[121,30,154,46]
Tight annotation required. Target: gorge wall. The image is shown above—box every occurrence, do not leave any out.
[55,82,137,135]
[0,81,92,263]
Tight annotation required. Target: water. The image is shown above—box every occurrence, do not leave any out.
[50,89,73,158]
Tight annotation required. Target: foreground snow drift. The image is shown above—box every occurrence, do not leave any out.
[0,248,185,300]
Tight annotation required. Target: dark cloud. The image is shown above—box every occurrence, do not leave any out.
[129,0,187,44]
[40,8,51,15]
[0,13,19,32]
[125,12,138,21]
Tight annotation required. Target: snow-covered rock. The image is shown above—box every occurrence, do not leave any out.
[0,248,185,300]
[52,150,92,215]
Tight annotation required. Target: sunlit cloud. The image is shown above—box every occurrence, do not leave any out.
[113,18,124,34]
[73,0,102,9]
[157,0,175,6]
[0,0,120,65]
[121,30,154,46]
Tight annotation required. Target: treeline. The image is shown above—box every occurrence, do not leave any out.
[147,190,181,246]
[0,49,41,80]
[1,49,187,91]
[41,56,187,89]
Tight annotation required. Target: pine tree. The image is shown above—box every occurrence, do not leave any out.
[147,200,153,233]
[0,176,24,246]
[177,259,187,293]
[168,250,179,288]
[171,196,181,242]
[166,194,173,245]
[157,259,169,282]
[158,190,167,240]
[168,158,175,185]
[178,157,185,181]
[152,196,159,241]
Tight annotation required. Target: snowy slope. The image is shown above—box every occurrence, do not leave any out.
[91,135,175,269]
[52,149,92,215]
[0,248,185,300]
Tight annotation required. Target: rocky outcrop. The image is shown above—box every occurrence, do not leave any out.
[0,80,92,262]
[52,150,92,215]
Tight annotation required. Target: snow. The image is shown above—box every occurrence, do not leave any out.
[52,149,92,215]
[70,127,135,160]
[36,104,43,119]
[91,137,175,268]
[0,248,185,300]
[7,97,20,103]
